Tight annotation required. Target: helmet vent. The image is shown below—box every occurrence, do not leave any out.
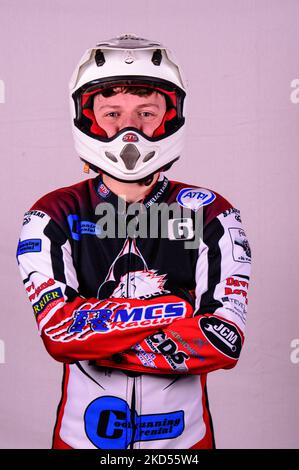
[152,49,162,66]
[124,51,135,64]
[120,144,140,170]
[143,151,155,162]
[95,50,105,66]
[105,151,118,162]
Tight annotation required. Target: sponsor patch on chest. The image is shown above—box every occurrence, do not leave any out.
[176,188,216,212]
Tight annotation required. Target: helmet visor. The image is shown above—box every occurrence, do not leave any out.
[72,76,185,142]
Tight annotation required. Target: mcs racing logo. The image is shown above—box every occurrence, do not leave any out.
[44,299,187,343]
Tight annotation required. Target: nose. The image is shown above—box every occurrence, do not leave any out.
[119,114,140,130]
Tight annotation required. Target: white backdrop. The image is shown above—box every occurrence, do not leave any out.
[0,0,298,448]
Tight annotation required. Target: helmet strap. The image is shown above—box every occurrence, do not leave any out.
[83,162,90,174]
[80,156,179,182]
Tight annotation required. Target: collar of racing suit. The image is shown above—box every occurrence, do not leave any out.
[93,173,170,210]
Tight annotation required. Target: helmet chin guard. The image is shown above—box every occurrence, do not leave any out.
[69,34,187,181]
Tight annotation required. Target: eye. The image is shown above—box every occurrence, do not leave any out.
[139,111,156,118]
[105,112,120,118]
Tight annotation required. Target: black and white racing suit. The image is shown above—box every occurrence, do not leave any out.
[17,173,251,449]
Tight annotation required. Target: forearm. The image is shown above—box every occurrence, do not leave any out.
[95,313,244,375]
[40,294,194,363]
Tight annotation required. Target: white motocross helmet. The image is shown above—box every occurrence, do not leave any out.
[69,34,186,182]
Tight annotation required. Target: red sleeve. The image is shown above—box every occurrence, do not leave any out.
[97,314,244,374]
[40,295,194,363]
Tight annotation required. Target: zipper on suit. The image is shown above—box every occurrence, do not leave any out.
[126,236,132,298]
[129,379,137,449]
[125,212,140,449]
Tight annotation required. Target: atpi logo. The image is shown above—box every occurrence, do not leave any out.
[177,188,216,212]
[122,133,139,142]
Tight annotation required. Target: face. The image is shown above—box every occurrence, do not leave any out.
[93,91,167,137]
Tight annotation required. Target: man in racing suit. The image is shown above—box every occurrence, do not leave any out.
[17,34,251,449]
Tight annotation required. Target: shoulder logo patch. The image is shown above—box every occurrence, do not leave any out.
[176,188,216,212]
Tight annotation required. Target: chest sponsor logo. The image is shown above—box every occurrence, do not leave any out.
[17,239,41,256]
[84,396,184,449]
[110,270,169,300]
[97,238,170,299]
[67,214,101,240]
[44,300,187,342]
[229,228,251,263]
[199,316,242,359]
[32,287,64,321]
[177,187,216,212]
